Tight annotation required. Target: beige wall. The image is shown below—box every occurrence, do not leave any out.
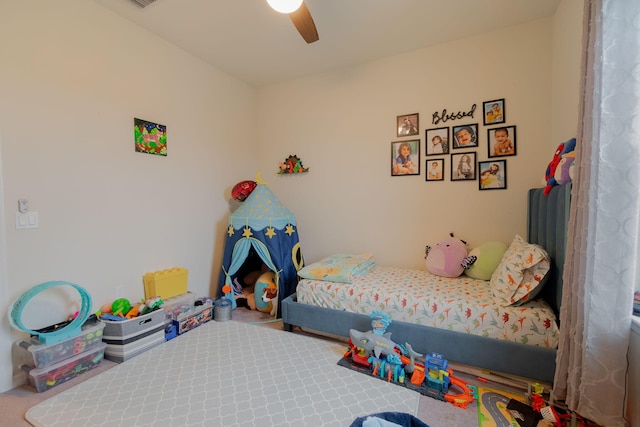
[0,0,257,390]
[551,0,584,146]
[0,0,584,392]
[257,18,559,268]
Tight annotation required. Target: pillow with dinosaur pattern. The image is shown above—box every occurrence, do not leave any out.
[490,234,550,306]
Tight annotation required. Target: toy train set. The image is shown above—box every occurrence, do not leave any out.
[339,312,477,409]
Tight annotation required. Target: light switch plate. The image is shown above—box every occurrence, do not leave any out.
[16,212,38,229]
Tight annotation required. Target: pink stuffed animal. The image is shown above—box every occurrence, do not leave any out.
[425,233,477,278]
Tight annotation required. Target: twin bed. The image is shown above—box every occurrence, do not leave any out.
[282,184,570,384]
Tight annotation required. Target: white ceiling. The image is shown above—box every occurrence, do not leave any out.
[94,0,561,88]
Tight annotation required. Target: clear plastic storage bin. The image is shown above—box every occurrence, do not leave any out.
[15,319,105,368]
[22,343,106,392]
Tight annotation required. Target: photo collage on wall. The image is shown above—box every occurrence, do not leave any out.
[391,113,421,177]
[392,99,516,190]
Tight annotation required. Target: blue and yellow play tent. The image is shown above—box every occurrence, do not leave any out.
[218,183,304,317]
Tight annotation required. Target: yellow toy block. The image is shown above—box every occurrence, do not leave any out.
[143,268,188,300]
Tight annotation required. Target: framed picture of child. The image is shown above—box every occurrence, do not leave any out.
[479,160,507,190]
[487,126,517,158]
[396,113,419,137]
[483,98,505,126]
[451,152,476,181]
[425,159,444,181]
[425,127,449,156]
[452,124,478,149]
[391,140,420,176]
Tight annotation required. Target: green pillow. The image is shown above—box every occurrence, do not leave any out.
[465,241,508,280]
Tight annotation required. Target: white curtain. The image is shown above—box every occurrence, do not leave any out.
[552,1,640,426]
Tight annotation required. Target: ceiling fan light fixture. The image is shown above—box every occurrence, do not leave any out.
[266,0,303,14]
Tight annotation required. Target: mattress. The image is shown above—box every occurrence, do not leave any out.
[296,266,559,349]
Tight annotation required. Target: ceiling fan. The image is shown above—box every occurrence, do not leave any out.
[267,0,319,44]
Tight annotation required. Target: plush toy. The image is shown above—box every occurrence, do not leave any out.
[253,271,277,315]
[544,138,576,195]
[425,233,477,278]
[464,241,508,280]
[554,150,576,186]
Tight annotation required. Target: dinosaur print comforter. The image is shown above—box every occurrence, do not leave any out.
[296,266,559,348]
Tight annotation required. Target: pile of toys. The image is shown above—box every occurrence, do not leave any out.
[10,281,107,392]
[506,384,598,427]
[97,292,214,362]
[340,311,477,409]
[341,311,598,425]
[97,296,164,321]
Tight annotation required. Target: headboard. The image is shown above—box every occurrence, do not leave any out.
[527,184,571,322]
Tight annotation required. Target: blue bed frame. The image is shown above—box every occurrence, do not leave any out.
[282,185,571,384]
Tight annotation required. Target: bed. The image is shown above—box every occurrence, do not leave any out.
[282,184,570,384]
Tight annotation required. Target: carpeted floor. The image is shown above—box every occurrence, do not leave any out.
[1,307,528,427]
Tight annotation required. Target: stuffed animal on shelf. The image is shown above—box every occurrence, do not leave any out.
[425,233,477,278]
[544,138,576,195]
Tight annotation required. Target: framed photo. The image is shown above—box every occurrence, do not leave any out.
[391,139,420,176]
[397,113,419,137]
[479,159,507,190]
[425,127,449,156]
[487,126,517,158]
[452,124,478,149]
[451,152,476,181]
[425,158,444,181]
[483,98,505,125]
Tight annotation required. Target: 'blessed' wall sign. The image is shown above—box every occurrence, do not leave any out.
[432,104,476,125]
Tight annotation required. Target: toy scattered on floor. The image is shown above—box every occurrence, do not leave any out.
[370,311,392,335]
[340,312,477,409]
[513,384,593,427]
[425,233,477,278]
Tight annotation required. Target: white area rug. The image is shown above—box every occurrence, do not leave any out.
[26,320,419,426]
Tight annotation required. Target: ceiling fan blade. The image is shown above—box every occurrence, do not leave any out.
[289,2,319,44]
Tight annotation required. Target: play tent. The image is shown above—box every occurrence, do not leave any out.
[218,183,304,317]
